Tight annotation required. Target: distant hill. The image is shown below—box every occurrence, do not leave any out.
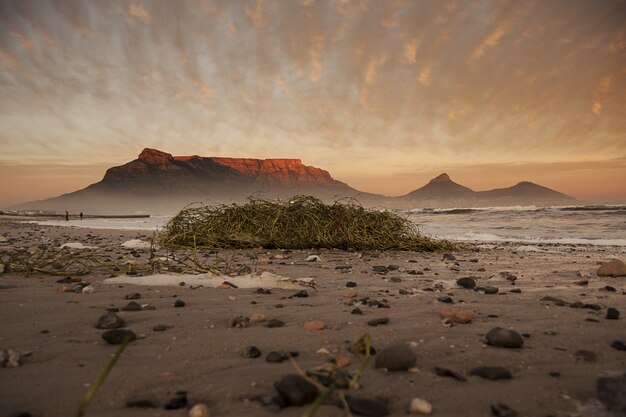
[12,151,577,214]
[402,173,576,207]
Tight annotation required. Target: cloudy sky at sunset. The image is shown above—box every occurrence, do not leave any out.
[0,0,625,207]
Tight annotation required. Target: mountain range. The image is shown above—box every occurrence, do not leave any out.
[12,148,576,214]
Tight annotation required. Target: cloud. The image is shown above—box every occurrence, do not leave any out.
[246,0,266,29]
[469,23,509,65]
[309,34,325,82]
[417,63,431,86]
[404,38,418,64]
[11,31,36,52]
[128,2,151,24]
[0,48,17,70]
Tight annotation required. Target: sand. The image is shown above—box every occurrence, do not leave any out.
[0,218,625,417]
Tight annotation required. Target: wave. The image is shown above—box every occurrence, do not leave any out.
[453,232,626,247]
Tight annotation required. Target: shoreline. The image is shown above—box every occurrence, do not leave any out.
[0,219,625,417]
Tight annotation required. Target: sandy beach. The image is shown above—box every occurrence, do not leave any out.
[1,218,625,417]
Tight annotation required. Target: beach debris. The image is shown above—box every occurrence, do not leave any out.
[250,314,267,323]
[81,284,95,293]
[597,259,626,277]
[491,403,519,417]
[243,346,262,358]
[456,276,476,289]
[189,403,211,417]
[485,327,524,348]
[409,397,433,414]
[60,242,98,250]
[375,343,417,371]
[96,312,126,329]
[0,349,22,367]
[121,239,151,249]
[274,374,318,406]
[306,255,321,262]
[596,371,626,414]
[434,366,467,381]
[345,396,390,417]
[470,366,512,380]
[488,271,517,282]
[101,329,137,345]
[440,308,474,324]
[475,286,499,294]
[606,307,620,320]
[173,299,186,307]
[304,320,325,331]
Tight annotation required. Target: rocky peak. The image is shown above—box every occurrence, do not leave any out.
[138,148,175,164]
[429,173,452,183]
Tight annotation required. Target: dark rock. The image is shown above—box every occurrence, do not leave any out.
[95,312,126,329]
[574,349,597,362]
[574,280,589,286]
[470,366,512,380]
[389,276,402,283]
[510,288,522,293]
[336,265,353,270]
[549,371,561,378]
[457,277,476,289]
[584,303,601,311]
[596,371,626,414]
[274,374,318,406]
[122,301,142,311]
[443,253,457,261]
[483,286,499,294]
[293,290,308,298]
[602,285,617,292]
[126,398,158,408]
[438,296,454,303]
[102,329,136,345]
[485,327,524,348]
[265,319,285,328]
[244,346,262,358]
[125,292,141,300]
[164,393,187,410]
[611,340,626,351]
[351,308,363,315]
[346,281,357,287]
[153,324,168,332]
[372,266,388,273]
[491,403,519,417]
[434,366,467,381]
[374,343,416,371]
[266,351,285,363]
[387,264,400,271]
[345,395,389,417]
[606,307,620,320]
[173,299,185,307]
[367,317,389,327]
[228,316,250,328]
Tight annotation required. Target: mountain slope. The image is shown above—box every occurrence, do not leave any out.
[404,173,474,199]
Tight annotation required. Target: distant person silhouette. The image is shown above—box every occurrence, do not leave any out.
[65,211,69,221]
[80,212,83,220]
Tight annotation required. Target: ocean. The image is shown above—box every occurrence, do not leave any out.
[30,205,626,247]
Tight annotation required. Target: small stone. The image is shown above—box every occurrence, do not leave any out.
[438,296,454,303]
[456,277,476,289]
[470,366,512,380]
[266,351,285,363]
[434,366,467,381]
[95,312,126,329]
[346,281,357,287]
[126,398,159,408]
[409,397,433,414]
[611,340,626,351]
[81,285,95,294]
[345,290,358,298]
[606,307,620,320]
[304,320,325,331]
[346,396,389,417]
[491,403,519,417]
[443,253,456,261]
[335,356,351,367]
[164,393,188,409]
[305,255,321,262]
[489,272,517,282]
[102,329,136,345]
[367,317,389,327]
[375,343,417,371]
[243,346,262,358]
[153,324,168,332]
[188,403,211,417]
[440,308,474,324]
[389,276,402,283]
[293,290,308,298]
[265,319,285,328]
[485,327,524,348]
[574,349,597,362]
[274,374,318,406]
[351,308,363,315]
[125,292,141,300]
[596,372,626,414]
[174,299,186,307]
[336,265,353,270]
[597,259,626,277]
[480,286,499,294]
[250,314,267,323]
[122,301,142,311]
[0,349,21,367]
[510,288,522,293]
[228,316,250,328]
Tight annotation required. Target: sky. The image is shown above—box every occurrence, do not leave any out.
[0,0,625,207]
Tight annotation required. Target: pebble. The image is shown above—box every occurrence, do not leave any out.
[606,307,620,320]
[174,299,186,307]
[574,349,597,362]
[125,292,141,300]
[491,403,519,417]
[438,296,454,304]
[345,396,390,417]
[489,272,517,282]
[346,281,357,287]
[122,301,143,311]
[485,327,524,348]
[101,329,136,345]
[153,324,168,332]
[96,312,126,329]
[265,319,285,328]
[409,397,433,414]
[475,286,499,294]
[126,398,159,408]
[440,308,474,324]
[81,285,95,294]
[305,255,321,262]
[375,343,417,371]
[250,314,267,323]
[188,403,210,417]
[335,356,351,367]
[443,253,456,261]
[434,366,467,381]
[351,308,363,315]
[304,320,325,331]
[596,259,626,277]
[367,317,390,327]
[243,346,262,358]
[596,372,626,414]
[293,290,308,298]
[456,277,476,289]
[0,349,21,367]
[345,290,358,298]
[164,392,188,409]
[611,340,626,351]
[228,316,249,328]
[274,374,318,406]
[470,366,512,380]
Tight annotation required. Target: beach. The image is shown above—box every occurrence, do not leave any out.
[0,218,625,417]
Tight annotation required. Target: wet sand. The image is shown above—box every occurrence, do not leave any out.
[0,219,624,417]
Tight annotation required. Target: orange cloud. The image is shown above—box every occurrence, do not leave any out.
[469,23,509,64]
[246,0,266,29]
[309,34,325,82]
[128,2,151,24]
[0,49,17,70]
[608,29,625,55]
[417,63,432,86]
[11,32,36,52]
[404,38,418,64]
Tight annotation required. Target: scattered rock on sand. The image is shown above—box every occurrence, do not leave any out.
[122,301,143,311]
[265,319,285,328]
[470,366,512,380]
[189,403,211,417]
[606,307,620,320]
[303,320,325,331]
[434,366,467,381]
[375,343,417,371]
[126,398,159,408]
[125,292,141,300]
[345,396,389,417]
[153,324,168,332]
[574,349,597,362]
[456,277,476,289]
[95,311,126,329]
[243,346,262,358]
[274,374,318,406]
[174,299,186,307]
[250,313,267,323]
[305,255,321,262]
[409,397,433,414]
[101,329,136,345]
[228,316,250,328]
[611,341,626,351]
[485,327,524,348]
[596,371,626,414]
[367,317,390,327]
[440,308,474,324]
[489,272,517,282]
[164,392,188,409]
[0,349,21,367]
[597,259,626,277]
[491,403,519,417]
